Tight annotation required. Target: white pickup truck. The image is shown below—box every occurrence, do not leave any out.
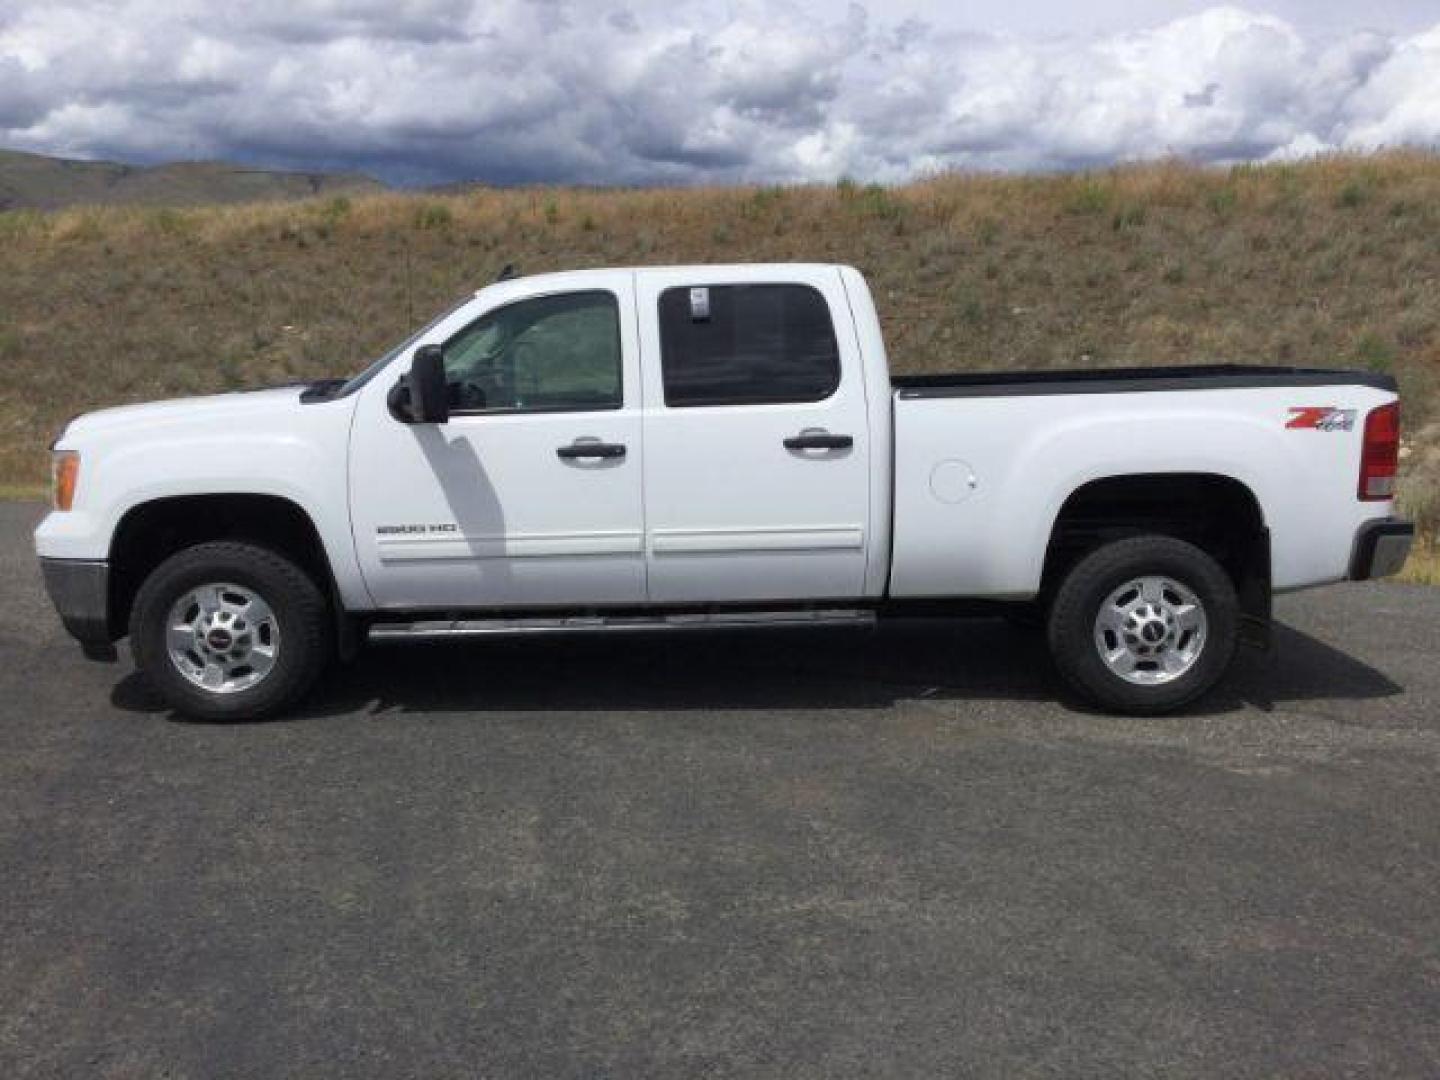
[36,264,1413,719]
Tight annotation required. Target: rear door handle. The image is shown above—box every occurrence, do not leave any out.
[784,432,853,451]
[557,441,627,460]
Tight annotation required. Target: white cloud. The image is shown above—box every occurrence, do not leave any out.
[0,1,1437,185]
[1338,25,1440,151]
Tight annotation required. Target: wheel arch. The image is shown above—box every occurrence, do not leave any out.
[1041,472,1271,644]
[108,493,340,641]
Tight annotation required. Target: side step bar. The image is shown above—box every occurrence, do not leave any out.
[368,608,876,642]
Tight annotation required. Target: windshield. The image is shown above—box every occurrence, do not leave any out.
[329,294,476,399]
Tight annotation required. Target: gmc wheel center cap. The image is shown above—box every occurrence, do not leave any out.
[207,629,233,650]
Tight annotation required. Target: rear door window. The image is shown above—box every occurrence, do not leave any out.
[658,284,841,407]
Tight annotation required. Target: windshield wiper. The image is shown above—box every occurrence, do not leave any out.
[299,378,348,403]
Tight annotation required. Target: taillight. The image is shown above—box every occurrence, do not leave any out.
[1358,402,1400,501]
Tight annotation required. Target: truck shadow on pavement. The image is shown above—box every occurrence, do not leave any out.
[110,617,1402,722]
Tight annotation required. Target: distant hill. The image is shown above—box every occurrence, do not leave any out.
[0,150,1436,580]
[0,149,386,210]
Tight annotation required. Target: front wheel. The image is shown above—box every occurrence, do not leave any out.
[129,542,330,721]
[1046,535,1239,715]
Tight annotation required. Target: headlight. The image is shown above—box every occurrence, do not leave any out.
[51,450,80,511]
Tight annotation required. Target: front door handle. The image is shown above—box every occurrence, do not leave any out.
[783,432,853,451]
[557,441,627,460]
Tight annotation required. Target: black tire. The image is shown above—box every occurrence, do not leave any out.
[129,541,330,721]
[1046,535,1239,715]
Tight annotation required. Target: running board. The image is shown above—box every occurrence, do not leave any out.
[367,608,876,642]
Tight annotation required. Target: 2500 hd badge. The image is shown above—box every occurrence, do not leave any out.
[376,524,460,536]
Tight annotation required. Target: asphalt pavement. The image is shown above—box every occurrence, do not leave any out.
[2,500,1438,1078]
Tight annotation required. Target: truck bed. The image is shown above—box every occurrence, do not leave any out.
[891,363,1397,399]
[887,362,1399,600]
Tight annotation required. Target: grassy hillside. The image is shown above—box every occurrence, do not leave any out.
[0,152,1436,578]
[0,149,383,211]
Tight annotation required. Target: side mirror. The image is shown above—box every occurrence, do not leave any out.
[390,344,450,424]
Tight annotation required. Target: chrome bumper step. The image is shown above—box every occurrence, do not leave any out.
[367,608,876,642]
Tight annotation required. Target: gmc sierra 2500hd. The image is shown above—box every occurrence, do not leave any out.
[36,264,1413,719]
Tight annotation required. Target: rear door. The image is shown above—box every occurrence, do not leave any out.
[636,267,872,603]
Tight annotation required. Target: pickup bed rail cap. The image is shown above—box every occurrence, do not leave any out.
[893,364,1398,399]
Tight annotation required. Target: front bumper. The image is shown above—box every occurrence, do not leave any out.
[39,558,117,661]
[1349,518,1415,581]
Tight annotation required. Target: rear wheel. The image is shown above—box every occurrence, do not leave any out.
[130,542,329,721]
[1046,535,1238,715]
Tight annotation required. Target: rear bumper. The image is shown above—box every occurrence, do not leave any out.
[1349,518,1415,581]
[39,558,117,661]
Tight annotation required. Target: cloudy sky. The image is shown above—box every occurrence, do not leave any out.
[1,0,1438,186]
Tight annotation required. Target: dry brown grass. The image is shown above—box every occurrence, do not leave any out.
[1400,542,1440,586]
[2,151,1437,565]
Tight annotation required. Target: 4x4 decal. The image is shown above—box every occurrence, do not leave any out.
[1286,407,1356,431]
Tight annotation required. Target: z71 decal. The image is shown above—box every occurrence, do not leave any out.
[1286,407,1356,431]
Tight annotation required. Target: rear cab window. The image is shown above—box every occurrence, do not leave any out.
[657,284,841,407]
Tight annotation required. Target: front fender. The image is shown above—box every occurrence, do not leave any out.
[34,399,370,609]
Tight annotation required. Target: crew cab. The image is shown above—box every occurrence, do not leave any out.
[36,264,1414,719]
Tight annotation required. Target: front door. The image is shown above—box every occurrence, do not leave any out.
[636,267,873,603]
[349,273,646,609]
